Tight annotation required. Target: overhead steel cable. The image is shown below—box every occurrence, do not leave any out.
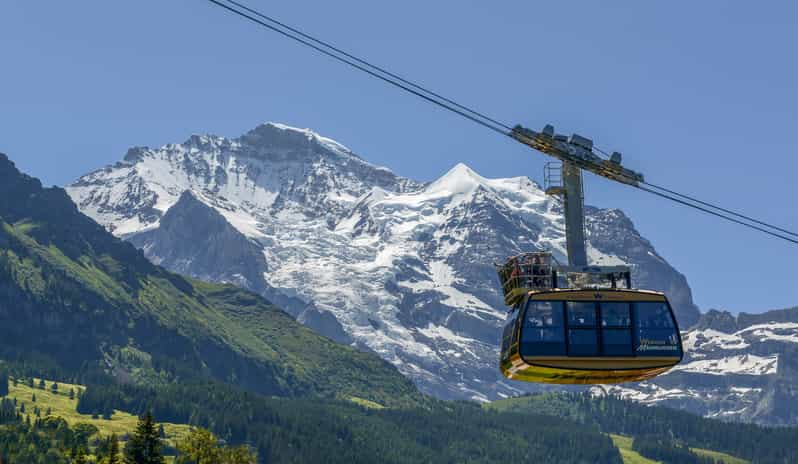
[206,0,511,136]
[205,0,798,246]
[635,184,798,245]
[223,0,515,133]
[641,180,798,239]
[594,144,798,239]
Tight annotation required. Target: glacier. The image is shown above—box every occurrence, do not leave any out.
[67,121,703,401]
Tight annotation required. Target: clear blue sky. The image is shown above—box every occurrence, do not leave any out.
[2,1,796,314]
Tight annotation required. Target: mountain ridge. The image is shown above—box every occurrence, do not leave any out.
[698,306,798,332]
[67,122,701,402]
[598,305,798,425]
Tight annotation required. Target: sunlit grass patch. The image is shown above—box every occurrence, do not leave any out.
[610,434,660,464]
[691,447,749,464]
[6,376,192,443]
[348,396,385,409]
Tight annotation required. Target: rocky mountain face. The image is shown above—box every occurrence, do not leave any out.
[128,190,269,293]
[598,307,798,425]
[126,189,353,345]
[68,122,701,401]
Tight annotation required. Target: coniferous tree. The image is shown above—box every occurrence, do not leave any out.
[26,378,33,388]
[107,434,121,464]
[0,398,15,424]
[69,388,75,400]
[50,382,58,394]
[37,379,45,390]
[124,411,164,464]
[73,446,88,464]
[95,435,111,460]
[0,369,8,397]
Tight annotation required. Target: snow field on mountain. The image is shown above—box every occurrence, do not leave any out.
[68,122,702,401]
[673,354,778,376]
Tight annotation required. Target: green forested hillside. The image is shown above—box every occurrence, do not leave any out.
[0,377,623,464]
[0,373,624,463]
[75,381,623,463]
[488,393,798,464]
[0,153,418,408]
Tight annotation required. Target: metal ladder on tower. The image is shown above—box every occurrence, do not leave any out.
[544,161,587,267]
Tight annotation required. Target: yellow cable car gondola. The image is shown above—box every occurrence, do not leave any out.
[496,125,684,384]
[497,252,683,384]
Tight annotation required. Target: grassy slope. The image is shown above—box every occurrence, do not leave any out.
[690,448,749,464]
[610,435,659,464]
[1,219,419,407]
[195,281,421,406]
[6,377,192,444]
[609,434,749,464]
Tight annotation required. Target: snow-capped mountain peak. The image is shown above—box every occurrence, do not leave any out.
[67,122,701,401]
[69,122,419,236]
[426,162,487,195]
[240,122,355,158]
[425,163,538,198]
[259,122,354,154]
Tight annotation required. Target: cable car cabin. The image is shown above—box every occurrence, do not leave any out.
[496,252,683,384]
[499,289,683,384]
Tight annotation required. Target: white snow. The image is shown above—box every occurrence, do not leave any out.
[739,322,798,343]
[416,323,480,358]
[594,384,691,403]
[682,328,750,352]
[269,122,353,154]
[673,354,778,376]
